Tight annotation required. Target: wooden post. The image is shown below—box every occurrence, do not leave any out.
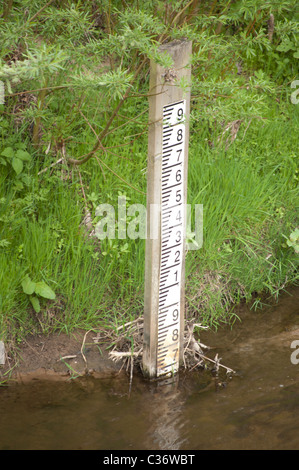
[143,39,192,379]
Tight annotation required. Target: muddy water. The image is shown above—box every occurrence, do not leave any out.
[0,287,298,450]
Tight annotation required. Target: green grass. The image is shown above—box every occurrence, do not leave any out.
[0,89,298,351]
[185,102,299,324]
[0,122,148,347]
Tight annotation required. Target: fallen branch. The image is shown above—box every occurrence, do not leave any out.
[38,157,63,175]
[58,355,77,361]
[109,349,143,362]
[198,353,234,375]
[81,329,95,365]
[92,316,235,380]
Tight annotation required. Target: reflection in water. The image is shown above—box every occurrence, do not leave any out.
[147,376,186,450]
[0,286,298,450]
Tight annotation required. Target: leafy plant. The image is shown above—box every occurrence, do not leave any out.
[0,145,31,175]
[283,229,299,254]
[21,275,56,313]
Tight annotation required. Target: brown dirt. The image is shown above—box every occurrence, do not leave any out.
[2,285,298,384]
[0,329,124,383]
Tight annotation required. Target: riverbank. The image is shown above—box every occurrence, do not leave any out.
[2,284,298,385]
[1,1,298,360]
[1,285,299,450]
[0,329,123,384]
[1,99,298,352]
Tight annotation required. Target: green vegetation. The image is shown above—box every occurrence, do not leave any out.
[0,0,298,353]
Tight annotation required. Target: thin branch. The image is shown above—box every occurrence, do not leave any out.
[7,85,69,98]
[69,109,146,195]
[94,154,106,181]
[170,0,195,29]
[109,349,143,362]
[196,353,235,374]
[38,157,63,175]
[67,57,148,166]
[80,329,94,366]
[158,0,195,43]
[115,318,143,332]
[104,109,148,137]
[96,158,146,195]
[27,0,56,24]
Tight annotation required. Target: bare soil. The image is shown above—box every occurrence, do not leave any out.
[1,329,123,383]
[2,285,298,384]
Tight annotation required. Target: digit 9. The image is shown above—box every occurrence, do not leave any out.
[172,308,179,322]
[177,108,184,121]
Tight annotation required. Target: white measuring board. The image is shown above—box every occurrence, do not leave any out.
[157,99,186,377]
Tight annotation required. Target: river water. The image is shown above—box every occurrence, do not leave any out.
[0,286,298,450]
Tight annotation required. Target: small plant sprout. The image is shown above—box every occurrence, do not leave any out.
[21,275,56,313]
[283,229,299,254]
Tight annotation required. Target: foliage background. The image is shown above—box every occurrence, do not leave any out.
[0,0,298,352]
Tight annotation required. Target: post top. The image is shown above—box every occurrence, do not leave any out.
[159,38,191,51]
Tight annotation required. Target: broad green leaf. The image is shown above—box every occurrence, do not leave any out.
[12,157,23,175]
[34,281,56,299]
[276,41,294,53]
[16,150,31,161]
[30,296,40,313]
[289,228,299,242]
[1,147,14,159]
[15,142,27,150]
[13,181,24,191]
[21,276,36,295]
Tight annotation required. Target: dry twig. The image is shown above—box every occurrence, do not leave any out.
[92,316,235,380]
